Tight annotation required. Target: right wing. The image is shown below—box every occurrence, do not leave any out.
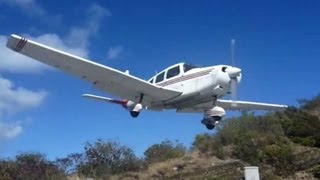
[6,34,182,104]
[177,99,287,113]
[216,99,288,111]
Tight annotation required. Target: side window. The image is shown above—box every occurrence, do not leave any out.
[166,66,180,79]
[184,64,197,73]
[155,72,165,83]
[149,78,154,84]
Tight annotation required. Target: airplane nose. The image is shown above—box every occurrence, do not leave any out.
[227,67,241,78]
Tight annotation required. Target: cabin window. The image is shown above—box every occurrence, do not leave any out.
[149,78,154,84]
[166,66,180,79]
[155,72,165,83]
[183,64,198,73]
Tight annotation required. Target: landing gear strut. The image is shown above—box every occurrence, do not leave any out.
[129,93,144,118]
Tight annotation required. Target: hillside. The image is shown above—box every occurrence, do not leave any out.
[109,94,320,180]
[1,94,320,180]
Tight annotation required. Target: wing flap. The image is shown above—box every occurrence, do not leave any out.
[7,34,181,103]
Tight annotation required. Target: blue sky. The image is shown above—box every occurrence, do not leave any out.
[0,0,319,159]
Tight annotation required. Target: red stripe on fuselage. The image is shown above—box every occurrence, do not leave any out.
[157,69,213,87]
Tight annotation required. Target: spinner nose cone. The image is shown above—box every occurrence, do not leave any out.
[227,67,241,78]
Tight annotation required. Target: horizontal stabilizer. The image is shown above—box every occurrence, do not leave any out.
[82,94,127,107]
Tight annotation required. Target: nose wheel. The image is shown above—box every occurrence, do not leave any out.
[205,124,215,130]
[201,116,222,130]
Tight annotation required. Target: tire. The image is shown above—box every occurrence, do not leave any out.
[130,111,140,118]
[211,116,222,121]
[206,124,215,130]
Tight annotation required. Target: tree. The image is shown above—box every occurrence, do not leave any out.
[76,139,143,179]
[0,152,66,180]
[279,107,320,147]
[144,140,186,164]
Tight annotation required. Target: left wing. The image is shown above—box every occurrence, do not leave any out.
[177,99,287,112]
[6,34,182,105]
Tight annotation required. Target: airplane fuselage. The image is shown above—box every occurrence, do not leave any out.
[147,63,241,110]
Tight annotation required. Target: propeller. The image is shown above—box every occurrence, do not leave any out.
[231,39,236,66]
[229,39,241,106]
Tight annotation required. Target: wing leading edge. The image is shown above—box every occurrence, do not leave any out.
[6,34,182,104]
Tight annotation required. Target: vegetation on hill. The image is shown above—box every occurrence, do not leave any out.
[144,140,186,164]
[0,94,320,179]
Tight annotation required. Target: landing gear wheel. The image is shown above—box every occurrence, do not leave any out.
[205,124,215,130]
[212,116,222,121]
[130,111,140,118]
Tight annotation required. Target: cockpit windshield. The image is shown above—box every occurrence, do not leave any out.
[183,63,198,73]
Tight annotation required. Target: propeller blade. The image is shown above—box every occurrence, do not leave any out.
[231,79,237,107]
[231,39,236,66]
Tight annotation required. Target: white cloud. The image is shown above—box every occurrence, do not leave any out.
[86,3,111,33]
[0,76,46,140]
[0,3,110,73]
[0,0,46,17]
[107,46,123,60]
[66,3,111,48]
[0,122,22,139]
[32,34,89,58]
[0,76,47,116]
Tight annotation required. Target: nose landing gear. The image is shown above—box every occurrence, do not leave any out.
[201,116,222,130]
[202,106,225,130]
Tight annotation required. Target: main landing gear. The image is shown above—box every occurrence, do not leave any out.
[130,111,140,118]
[129,93,144,118]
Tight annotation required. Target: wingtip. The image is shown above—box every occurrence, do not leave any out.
[6,34,22,50]
[10,34,21,38]
[82,94,92,97]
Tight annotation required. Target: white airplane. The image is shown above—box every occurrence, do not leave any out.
[6,34,287,130]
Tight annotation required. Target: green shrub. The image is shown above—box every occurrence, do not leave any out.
[192,133,213,154]
[259,143,294,176]
[313,165,320,178]
[0,153,66,180]
[279,107,320,147]
[144,140,186,164]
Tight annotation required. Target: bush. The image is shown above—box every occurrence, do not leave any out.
[279,107,320,147]
[0,152,66,180]
[144,140,186,164]
[192,133,213,154]
[76,139,144,178]
[313,165,320,178]
[259,143,294,176]
[298,94,320,112]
